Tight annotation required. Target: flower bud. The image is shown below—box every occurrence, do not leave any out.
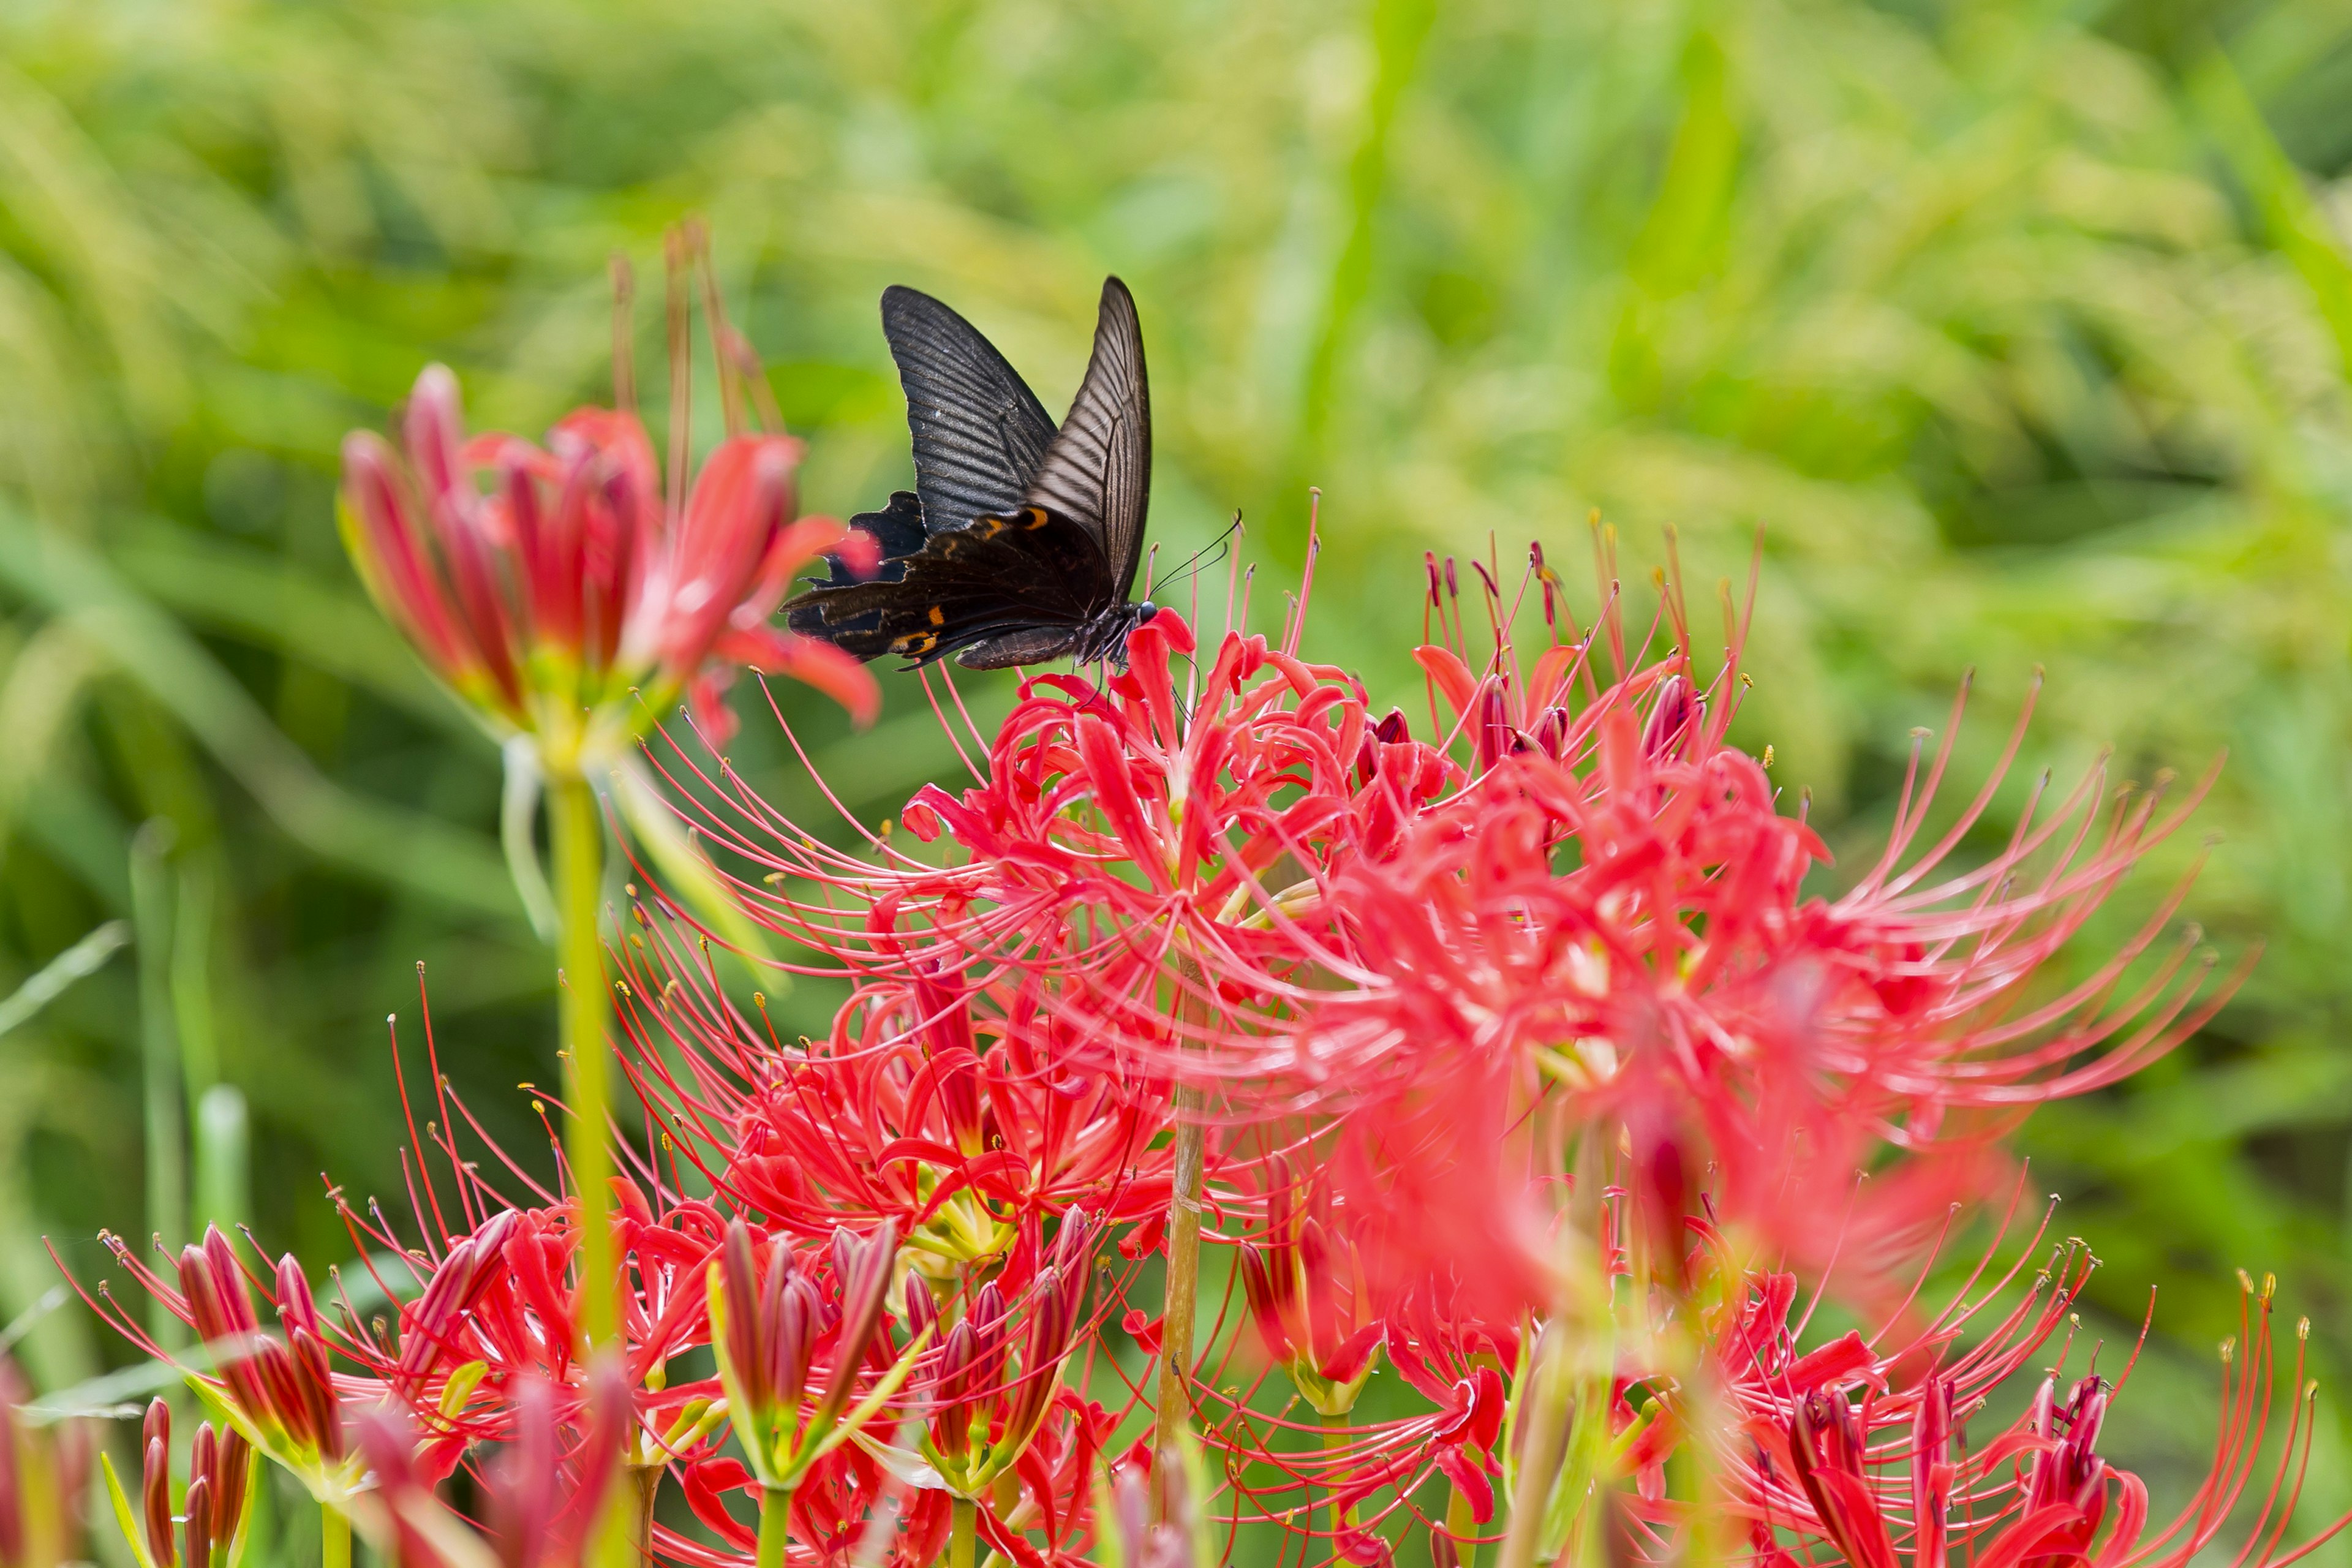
[141,1430,175,1568]
[903,1276,940,1346]
[180,1477,210,1568]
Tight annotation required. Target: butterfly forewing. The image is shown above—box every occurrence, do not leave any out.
[880,285,1059,537]
[1021,278,1150,600]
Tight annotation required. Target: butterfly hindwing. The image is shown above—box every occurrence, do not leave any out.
[789,491,927,622]
[1022,277,1150,600]
[786,507,1115,668]
[881,286,1060,538]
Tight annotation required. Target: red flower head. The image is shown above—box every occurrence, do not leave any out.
[899,1213,1101,1499]
[706,1218,918,1494]
[1235,1165,1385,1417]
[79,1226,364,1505]
[1711,1268,2348,1568]
[338,227,876,758]
[617,948,1177,1263]
[1259,541,2239,1304]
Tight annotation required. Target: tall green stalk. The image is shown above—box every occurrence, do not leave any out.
[756,1487,793,1568]
[1153,1106,1205,1460]
[130,821,184,1344]
[1444,1481,1480,1568]
[1153,961,1208,1467]
[321,1502,351,1568]
[948,1496,977,1568]
[549,770,617,1354]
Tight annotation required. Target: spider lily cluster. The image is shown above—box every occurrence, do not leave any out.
[40,267,2349,1568]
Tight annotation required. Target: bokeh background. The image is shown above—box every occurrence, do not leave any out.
[5,0,2352,1550]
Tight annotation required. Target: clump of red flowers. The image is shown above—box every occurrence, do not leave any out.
[56,246,2344,1568]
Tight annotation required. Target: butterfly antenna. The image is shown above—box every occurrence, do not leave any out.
[1223,512,1246,641]
[1152,516,1242,596]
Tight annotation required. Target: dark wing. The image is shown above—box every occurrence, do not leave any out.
[792,490,927,605]
[1022,277,1150,599]
[882,286,1059,537]
[783,507,1116,669]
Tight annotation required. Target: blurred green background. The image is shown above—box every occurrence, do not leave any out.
[5,0,2352,1542]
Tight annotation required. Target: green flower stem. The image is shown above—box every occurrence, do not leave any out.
[322,1502,351,1568]
[1494,1323,1570,1568]
[1322,1412,1354,1551]
[756,1485,794,1568]
[949,1496,978,1568]
[1152,1106,1205,1460]
[1498,1125,1607,1568]
[1153,956,1209,1471]
[1444,1480,1479,1568]
[550,769,618,1352]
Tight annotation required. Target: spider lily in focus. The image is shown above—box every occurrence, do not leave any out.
[904,1214,1098,1498]
[336,236,876,769]
[707,1219,921,1498]
[1727,1275,2343,1568]
[617,946,1180,1271]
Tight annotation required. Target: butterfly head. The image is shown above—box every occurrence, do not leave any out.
[1069,599,1158,668]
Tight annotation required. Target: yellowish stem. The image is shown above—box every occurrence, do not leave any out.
[550,771,617,1351]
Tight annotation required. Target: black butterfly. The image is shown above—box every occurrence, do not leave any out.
[785,276,1155,669]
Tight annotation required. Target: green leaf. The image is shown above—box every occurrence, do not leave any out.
[99,1452,157,1568]
[0,918,124,1039]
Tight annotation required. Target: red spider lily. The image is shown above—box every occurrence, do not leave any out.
[77,1226,364,1502]
[892,1213,1099,1499]
[1235,1167,1384,1417]
[1205,1275,1510,1564]
[1261,543,2239,1298]
[1714,1272,2348,1568]
[707,1218,918,1492]
[616,948,1177,1260]
[339,235,876,753]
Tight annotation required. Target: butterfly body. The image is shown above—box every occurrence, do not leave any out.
[787,277,1155,670]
